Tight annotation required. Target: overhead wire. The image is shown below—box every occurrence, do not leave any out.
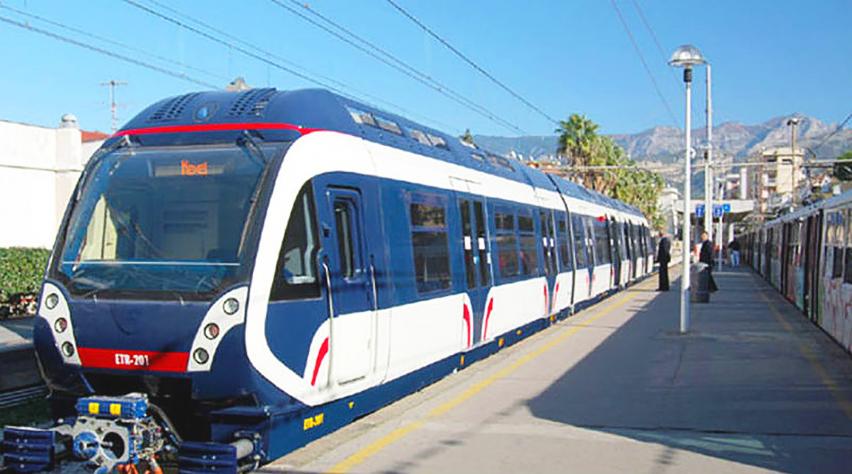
[0,15,217,88]
[811,111,851,154]
[609,0,679,128]
[629,0,680,88]
[123,0,458,132]
[383,0,559,126]
[0,3,227,83]
[267,0,527,134]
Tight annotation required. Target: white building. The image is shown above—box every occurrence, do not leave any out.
[0,115,106,249]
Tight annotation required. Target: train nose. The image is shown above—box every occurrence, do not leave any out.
[185,286,249,373]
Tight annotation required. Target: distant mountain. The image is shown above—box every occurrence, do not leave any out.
[474,114,851,164]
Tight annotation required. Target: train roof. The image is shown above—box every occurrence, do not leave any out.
[116,88,645,220]
[765,188,852,226]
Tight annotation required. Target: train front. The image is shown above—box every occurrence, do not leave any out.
[3,92,306,473]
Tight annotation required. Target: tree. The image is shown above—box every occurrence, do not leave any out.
[461,129,475,146]
[834,150,852,181]
[555,114,599,188]
[554,114,665,228]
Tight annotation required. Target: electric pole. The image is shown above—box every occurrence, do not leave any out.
[786,117,800,209]
[101,80,128,133]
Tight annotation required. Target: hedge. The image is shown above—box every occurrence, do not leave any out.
[0,247,51,302]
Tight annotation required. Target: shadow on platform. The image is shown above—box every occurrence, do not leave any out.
[527,267,852,473]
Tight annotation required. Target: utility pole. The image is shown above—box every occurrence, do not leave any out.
[101,80,128,133]
[786,117,800,209]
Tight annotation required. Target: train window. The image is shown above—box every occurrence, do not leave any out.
[832,247,844,279]
[495,208,519,278]
[593,219,611,265]
[459,199,477,289]
[571,215,587,269]
[271,183,321,300]
[518,211,539,276]
[474,201,491,286]
[410,197,451,293]
[845,248,852,285]
[375,116,402,135]
[408,128,432,146]
[539,210,556,275]
[470,153,485,163]
[347,107,376,127]
[558,215,573,271]
[333,199,357,279]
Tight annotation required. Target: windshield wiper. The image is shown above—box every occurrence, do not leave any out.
[236,130,268,165]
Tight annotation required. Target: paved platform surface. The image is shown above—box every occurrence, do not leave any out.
[0,317,40,391]
[264,268,852,474]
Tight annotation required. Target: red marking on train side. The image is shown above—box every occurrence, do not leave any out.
[113,122,322,137]
[310,337,330,386]
[543,284,548,316]
[552,282,560,313]
[78,348,188,373]
[462,304,472,347]
[482,298,495,340]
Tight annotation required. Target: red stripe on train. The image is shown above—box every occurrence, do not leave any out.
[310,337,330,386]
[113,122,322,137]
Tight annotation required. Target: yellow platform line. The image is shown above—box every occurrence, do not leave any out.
[328,284,645,473]
[759,290,852,420]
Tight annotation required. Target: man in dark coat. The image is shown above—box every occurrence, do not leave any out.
[699,231,718,292]
[655,231,671,291]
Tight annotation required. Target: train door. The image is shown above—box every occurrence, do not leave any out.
[609,218,622,288]
[570,214,591,304]
[539,209,558,314]
[315,180,382,385]
[458,197,491,346]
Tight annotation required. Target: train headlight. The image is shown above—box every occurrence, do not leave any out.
[45,293,59,310]
[222,298,239,315]
[61,342,75,357]
[193,348,209,365]
[54,318,68,333]
[203,323,220,340]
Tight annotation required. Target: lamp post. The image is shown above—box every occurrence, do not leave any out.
[787,117,800,209]
[704,64,713,243]
[669,44,706,334]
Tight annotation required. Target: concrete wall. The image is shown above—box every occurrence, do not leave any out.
[0,120,103,249]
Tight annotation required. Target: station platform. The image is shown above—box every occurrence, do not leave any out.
[0,317,40,392]
[265,268,852,473]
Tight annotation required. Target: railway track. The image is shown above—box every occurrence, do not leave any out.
[0,385,47,409]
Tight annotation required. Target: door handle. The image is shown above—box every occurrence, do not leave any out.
[321,260,335,387]
[369,260,378,312]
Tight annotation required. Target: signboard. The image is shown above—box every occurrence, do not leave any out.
[695,204,705,217]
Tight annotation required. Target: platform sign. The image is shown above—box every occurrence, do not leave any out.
[713,205,723,218]
[695,204,705,217]
[722,203,731,213]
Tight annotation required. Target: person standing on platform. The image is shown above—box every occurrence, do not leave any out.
[655,231,671,291]
[699,231,718,292]
[729,238,741,267]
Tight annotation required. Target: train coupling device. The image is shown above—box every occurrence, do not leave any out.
[2,393,262,473]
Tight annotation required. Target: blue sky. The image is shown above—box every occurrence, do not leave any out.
[1,0,850,136]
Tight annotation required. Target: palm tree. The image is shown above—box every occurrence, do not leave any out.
[555,114,599,188]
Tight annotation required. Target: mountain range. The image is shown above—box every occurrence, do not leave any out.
[473,115,851,166]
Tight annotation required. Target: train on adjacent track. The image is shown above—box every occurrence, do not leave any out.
[2,88,657,473]
[742,190,852,353]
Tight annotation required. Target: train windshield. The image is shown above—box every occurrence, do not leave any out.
[56,143,279,298]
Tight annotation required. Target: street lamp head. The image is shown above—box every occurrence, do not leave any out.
[786,117,800,126]
[668,44,706,68]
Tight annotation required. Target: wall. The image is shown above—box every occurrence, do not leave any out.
[0,120,102,249]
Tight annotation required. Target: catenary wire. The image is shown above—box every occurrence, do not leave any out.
[609,0,679,128]
[383,0,560,126]
[0,15,217,89]
[0,4,228,82]
[630,0,680,88]
[811,111,851,154]
[267,0,526,134]
[122,0,460,132]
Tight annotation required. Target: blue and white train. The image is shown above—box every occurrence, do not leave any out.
[3,88,655,473]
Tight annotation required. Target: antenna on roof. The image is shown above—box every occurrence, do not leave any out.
[100,80,128,133]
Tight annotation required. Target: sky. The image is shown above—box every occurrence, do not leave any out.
[0,0,850,137]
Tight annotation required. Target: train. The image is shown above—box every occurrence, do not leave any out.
[741,190,851,353]
[2,88,657,473]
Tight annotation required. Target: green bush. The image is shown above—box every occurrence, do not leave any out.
[0,247,52,302]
